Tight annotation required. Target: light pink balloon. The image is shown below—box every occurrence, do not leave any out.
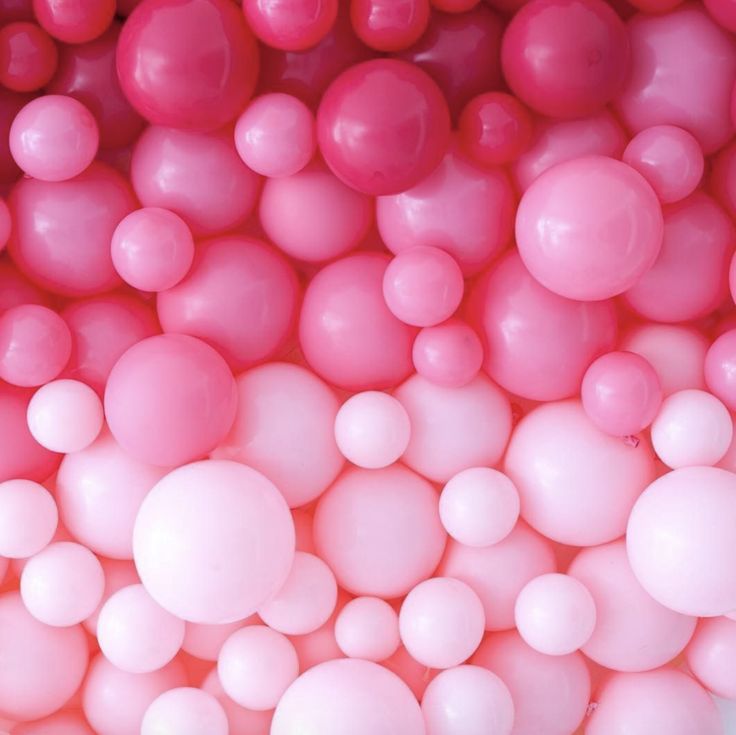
[505,400,655,546]
[11,710,95,735]
[587,668,721,735]
[0,479,57,558]
[686,616,736,699]
[201,668,274,735]
[271,659,425,735]
[314,464,446,598]
[141,687,228,735]
[84,558,140,635]
[412,319,484,388]
[421,665,514,735]
[394,373,511,483]
[439,521,557,631]
[705,329,736,410]
[627,466,736,616]
[212,362,343,508]
[182,619,251,662]
[568,540,697,672]
[335,597,401,662]
[473,630,590,735]
[218,625,299,710]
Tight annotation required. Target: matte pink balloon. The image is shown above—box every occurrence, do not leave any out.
[350,0,429,52]
[705,329,736,411]
[141,687,228,735]
[376,146,515,276]
[587,668,721,735]
[299,253,416,390]
[104,334,237,467]
[0,478,57,558]
[130,125,261,237]
[0,592,88,721]
[686,616,736,699]
[502,0,629,118]
[473,630,590,735]
[271,659,425,735]
[412,319,484,388]
[505,400,655,546]
[421,665,514,735]
[243,0,338,51]
[475,251,617,400]
[335,597,400,662]
[581,351,663,436]
[218,624,299,710]
[394,373,511,483]
[439,522,557,631]
[84,558,140,635]
[157,237,298,371]
[317,58,451,195]
[201,668,275,735]
[235,92,316,177]
[182,619,249,662]
[8,162,136,296]
[516,156,662,301]
[133,460,295,624]
[314,464,446,598]
[212,362,343,508]
[10,94,98,181]
[627,466,736,616]
[259,160,373,263]
[12,711,95,735]
[615,4,736,154]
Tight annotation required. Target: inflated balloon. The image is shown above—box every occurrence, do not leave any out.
[350,0,429,51]
[412,319,484,388]
[705,328,736,410]
[242,0,338,52]
[334,596,401,662]
[0,478,57,558]
[140,687,228,735]
[33,0,114,43]
[0,21,58,92]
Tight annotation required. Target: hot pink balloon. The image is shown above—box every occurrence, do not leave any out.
[350,0,430,52]
[705,329,736,411]
[242,0,338,51]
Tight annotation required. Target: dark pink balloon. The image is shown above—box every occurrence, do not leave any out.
[0,259,51,313]
[0,21,58,92]
[412,319,484,388]
[0,0,33,22]
[703,0,736,31]
[0,88,32,184]
[243,0,338,51]
[33,0,115,43]
[350,0,429,52]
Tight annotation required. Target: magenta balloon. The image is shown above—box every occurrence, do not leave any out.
[705,329,736,410]
[704,0,736,30]
[317,58,450,195]
[475,251,618,401]
[350,0,430,52]
[614,4,736,154]
[104,334,237,467]
[242,0,338,52]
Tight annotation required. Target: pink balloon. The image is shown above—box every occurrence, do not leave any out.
[705,329,736,410]
[33,0,114,43]
[313,464,446,598]
[335,597,400,662]
[133,460,294,624]
[686,616,736,699]
[0,21,59,94]
[350,0,430,52]
[182,619,250,662]
[201,668,274,735]
[704,0,736,30]
[376,146,515,276]
[0,479,56,559]
[271,659,425,735]
[0,259,50,312]
[141,687,228,735]
[587,668,721,735]
[11,710,95,735]
[516,156,663,301]
[84,558,140,635]
[242,0,338,51]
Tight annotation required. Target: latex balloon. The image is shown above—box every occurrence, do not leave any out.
[705,329,736,410]
[412,319,484,388]
[334,597,401,662]
[0,478,57,558]
[141,687,228,735]
[0,21,58,92]
[33,0,114,43]
[350,0,429,52]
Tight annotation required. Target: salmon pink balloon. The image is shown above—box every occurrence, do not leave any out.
[141,687,227,735]
[0,21,58,92]
[33,0,114,43]
[412,320,484,388]
[0,478,57,558]
[243,0,338,51]
[349,0,429,52]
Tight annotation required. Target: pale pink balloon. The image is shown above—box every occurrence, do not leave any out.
[141,687,228,735]
[314,464,446,598]
[289,609,346,673]
[12,710,95,735]
[97,584,185,674]
[0,479,57,558]
[439,521,556,631]
[335,597,401,662]
[399,577,485,669]
[615,4,736,154]
[334,391,411,469]
[27,379,103,453]
[131,125,261,237]
[474,251,618,401]
[212,362,343,508]
[473,630,590,735]
[182,619,250,662]
[623,125,704,204]
[133,460,294,624]
[439,467,520,547]
[568,540,697,672]
[705,329,736,410]
[235,92,315,178]
[82,655,187,735]
[587,668,722,735]
[505,400,655,546]
[218,625,299,710]
[201,668,274,735]
[376,146,515,276]
[516,156,662,302]
[394,373,511,483]
[581,351,663,436]
[651,389,732,469]
[21,540,104,626]
[84,558,140,635]
[56,429,169,560]
[9,94,98,181]
[271,659,425,735]
[421,665,514,735]
[624,192,734,323]
[0,592,88,721]
[104,334,237,467]
[686,616,736,699]
[259,160,373,263]
[258,551,337,636]
[628,466,736,616]
[412,319,484,388]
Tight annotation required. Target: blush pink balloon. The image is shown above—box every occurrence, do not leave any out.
[299,253,416,391]
[156,236,298,371]
[84,558,140,635]
[242,0,338,51]
[394,373,511,483]
[104,334,237,467]
[201,668,274,735]
[686,616,736,699]
[0,479,57,558]
[627,466,736,616]
[376,146,515,276]
[705,329,736,410]
[350,0,429,52]
[516,156,663,301]
[271,659,425,735]
[182,619,249,662]
[141,687,228,735]
[581,351,663,436]
[11,710,95,735]
[314,464,446,598]
[474,251,617,401]
[335,597,400,662]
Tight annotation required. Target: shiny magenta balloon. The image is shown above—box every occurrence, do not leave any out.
[33,0,115,43]
[243,0,338,51]
[350,0,429,52]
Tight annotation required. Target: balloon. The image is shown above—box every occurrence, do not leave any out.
[705,329,736,410]
[242,0,338,51]
[33,0,114,43]
[350,0,429,52]
[201,668,274,735]
[0,21,57,93]
[84,558,140,635]
[141,687,228,735]
[0,479,56,559]
[182,619,249,662]
[335,597,401,662]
